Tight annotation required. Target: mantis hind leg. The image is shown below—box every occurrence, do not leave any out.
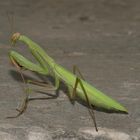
[70,65,98,131]
[73,65,85,80]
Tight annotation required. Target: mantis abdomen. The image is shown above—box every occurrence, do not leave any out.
[54,64,128,113]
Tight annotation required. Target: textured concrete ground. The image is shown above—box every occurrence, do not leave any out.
[0,0,140,139]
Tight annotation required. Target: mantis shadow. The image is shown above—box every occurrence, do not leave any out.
[9,70,128,115]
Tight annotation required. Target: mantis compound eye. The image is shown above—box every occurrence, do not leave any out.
[11,32,20,46]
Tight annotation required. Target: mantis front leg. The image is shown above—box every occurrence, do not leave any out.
[8,51,60,118]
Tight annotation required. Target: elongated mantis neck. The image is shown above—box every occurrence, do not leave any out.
[16,33,55,67]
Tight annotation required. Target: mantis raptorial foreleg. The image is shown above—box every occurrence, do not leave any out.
[8,52,60,118]
[70,65,98,131]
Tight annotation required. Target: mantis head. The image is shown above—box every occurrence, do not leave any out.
[11,32,20,46]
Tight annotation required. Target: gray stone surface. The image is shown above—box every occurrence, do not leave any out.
[0,0,140,139]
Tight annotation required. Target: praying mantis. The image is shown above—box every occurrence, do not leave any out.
[8,32,128,132]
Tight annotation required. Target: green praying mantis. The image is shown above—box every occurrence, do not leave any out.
[8,32,128,132]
